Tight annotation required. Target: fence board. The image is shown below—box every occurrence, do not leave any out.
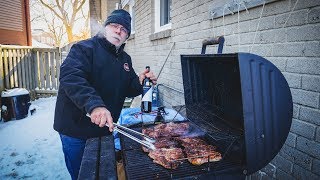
[39,52,45,89]
[26,49,31,90]
[24,49,29,89]
[3,49,9,88]
[33,50,39,90]
[8,50,14,88]
[56,50,61,88]
[13,50,18,87]
[17,49,23,87]
[27,49,33,90]
[25,49,31,90]
[45,52,50,89]
[51,52,56,89]
[34,48,60,53]
[21,49,25,88]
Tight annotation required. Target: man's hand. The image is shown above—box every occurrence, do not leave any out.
[90,107,114,132]
[139,68,157,85]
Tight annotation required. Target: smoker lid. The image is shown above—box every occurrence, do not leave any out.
[180,52,292,175]
[238,53,292,174]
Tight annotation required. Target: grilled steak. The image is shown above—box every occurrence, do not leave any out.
[164,122,189,136]
[141,122,221,168]
[182,139,222,165]
[148,148,185,169]
[174,136,222,165]
[142,137,179,152]
[142,127,161,139]
[175,137,208,148]
[142,122,190,138]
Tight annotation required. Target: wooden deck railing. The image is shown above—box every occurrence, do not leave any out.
[0,45,62,96]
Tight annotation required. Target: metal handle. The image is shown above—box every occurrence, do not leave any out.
[85,113,156,149]
[201,36,225,54]
[115,123,155,143]
[112,126,156,150]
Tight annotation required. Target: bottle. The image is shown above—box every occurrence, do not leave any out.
[141,66,152,113]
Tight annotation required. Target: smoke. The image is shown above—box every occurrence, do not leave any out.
[90,18,105,37]
[171,122,206,138]
[183,126,206,138]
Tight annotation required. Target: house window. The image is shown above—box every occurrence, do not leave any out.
[154,0,171,32]
[121,0,135,34]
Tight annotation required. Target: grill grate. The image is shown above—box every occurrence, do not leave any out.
[123,149,171,179]
[120,125,243,179]
[171,105,242,142]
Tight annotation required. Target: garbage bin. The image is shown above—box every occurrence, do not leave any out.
[1,88,31,122]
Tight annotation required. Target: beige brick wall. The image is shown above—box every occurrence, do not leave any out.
[103,0,120,18]
[124,0,320,179]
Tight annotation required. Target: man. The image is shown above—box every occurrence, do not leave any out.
[54,9,157,180]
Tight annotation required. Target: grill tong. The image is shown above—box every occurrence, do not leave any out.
[86,114,156,150]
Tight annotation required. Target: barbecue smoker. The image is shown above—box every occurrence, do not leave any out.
[78,37,293,179]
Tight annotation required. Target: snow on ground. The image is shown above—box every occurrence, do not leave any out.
[0,97,70,180]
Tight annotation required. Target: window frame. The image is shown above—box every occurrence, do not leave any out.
[154,0,171,33]
[121,0,135,34]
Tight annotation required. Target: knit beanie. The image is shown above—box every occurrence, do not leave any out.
[104,9,131,37]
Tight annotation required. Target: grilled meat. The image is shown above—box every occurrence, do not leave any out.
[175,137,222,165]
[141,122,221,168]
[164,122,189,137]
[142,137,179,152]
[142,122,190,138]
[148,148,185,169]
[184,144,222,165]
[142,127,161,139]
[175,137,208,148]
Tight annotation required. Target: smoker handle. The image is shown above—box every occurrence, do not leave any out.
[201,36,224,54]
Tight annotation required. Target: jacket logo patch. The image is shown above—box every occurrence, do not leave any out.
[123,63,130,72]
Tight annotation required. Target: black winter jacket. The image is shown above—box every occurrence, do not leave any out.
[54,35,142,139]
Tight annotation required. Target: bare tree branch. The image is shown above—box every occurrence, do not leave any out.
[36,0,89,43]
[38,0,64,21]
[75,0,86,13]
[42,11,66,47]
